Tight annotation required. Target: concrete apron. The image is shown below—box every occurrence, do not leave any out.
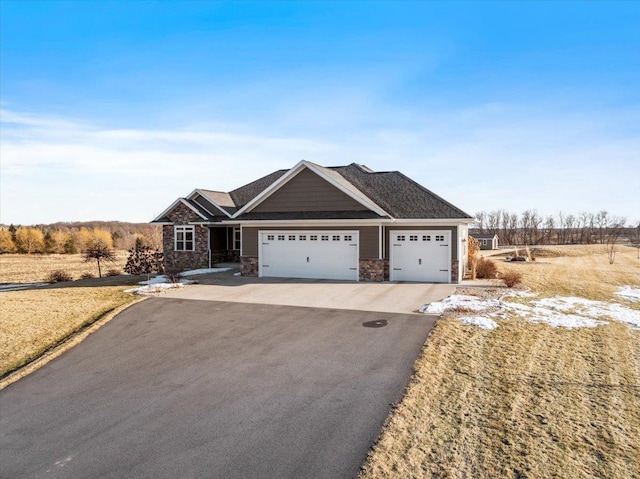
[160,281,456,314]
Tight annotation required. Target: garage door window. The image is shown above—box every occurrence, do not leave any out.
[310,235,318,241]
[436,235,445,241]
[423,235,431,241]
[278,235,285,241]
[299,235,306,240]
[321,235,329,241]
[344,235,352,241]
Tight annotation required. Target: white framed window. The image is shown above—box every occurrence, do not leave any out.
[234,227,241,250]
[310,235,318,241]
[409,235,418,241]
[278,235,285,241]
[344,235,352,241]
[175,225,195,251]
[321,235,329,241]
[299,235,307,241]
[267,234,275,241]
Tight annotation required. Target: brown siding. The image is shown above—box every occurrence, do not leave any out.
[385,225,458,261]
[252,168,368,212]
[242,226,379,258]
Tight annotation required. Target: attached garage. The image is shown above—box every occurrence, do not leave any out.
[259,230,359,281]
[390,230,451,283]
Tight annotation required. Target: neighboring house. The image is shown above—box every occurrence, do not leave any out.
[152,161,474,283]
[473,233,499,250]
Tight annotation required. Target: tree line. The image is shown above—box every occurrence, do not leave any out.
[0,222,162,254]
[472,210,638,246]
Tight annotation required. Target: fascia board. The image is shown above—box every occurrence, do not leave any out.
[189,189,233,217]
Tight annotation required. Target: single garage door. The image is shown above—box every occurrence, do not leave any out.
[259,231,359,281]
[390,230,451,283]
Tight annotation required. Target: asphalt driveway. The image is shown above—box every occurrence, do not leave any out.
[1,297,436,479]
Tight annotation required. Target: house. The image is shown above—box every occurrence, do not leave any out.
[472,233,499,250]
[152,161,474,283]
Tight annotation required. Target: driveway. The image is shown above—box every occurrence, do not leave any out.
[1,298,437,479]
[164,268,455,314]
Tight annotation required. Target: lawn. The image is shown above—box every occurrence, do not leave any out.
[0,252,129,283]
[360,245,640,479]
[0,287,138,378]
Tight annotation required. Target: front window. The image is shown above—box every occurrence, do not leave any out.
[234,227,241,250]
[175,225,195,251]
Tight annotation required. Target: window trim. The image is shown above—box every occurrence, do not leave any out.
[174,225,195,252]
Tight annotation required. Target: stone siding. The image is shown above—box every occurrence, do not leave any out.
[241,256,259,277]
[162,202,209,272]
[451,259,459,284]
[359,259,387,282]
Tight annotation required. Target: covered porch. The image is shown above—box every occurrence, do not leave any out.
[209,225,241,265]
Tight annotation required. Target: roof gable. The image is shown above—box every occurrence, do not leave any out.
[232,160,388,218]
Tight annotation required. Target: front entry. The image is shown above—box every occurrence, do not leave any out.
[390,230,451,282]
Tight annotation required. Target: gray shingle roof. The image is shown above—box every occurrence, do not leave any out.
[155,162,472,222]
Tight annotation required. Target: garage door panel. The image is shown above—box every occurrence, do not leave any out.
[391,231,450,283]
[260,231,359,281]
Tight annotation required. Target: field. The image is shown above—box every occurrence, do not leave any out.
[0,252,129,283]
[360,245,640,479]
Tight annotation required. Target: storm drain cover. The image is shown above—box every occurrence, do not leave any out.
[362,320,388,328]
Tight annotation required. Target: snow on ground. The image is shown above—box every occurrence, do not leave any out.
[126,267,232,294]
[423,292,640,330]
[616,286,640,302]
[459,316,498,330]
[420,295,500,314]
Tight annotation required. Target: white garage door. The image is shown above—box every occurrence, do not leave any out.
[390,230,451,283]
[259,231,359,281]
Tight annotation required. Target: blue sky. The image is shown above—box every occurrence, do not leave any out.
[1,1,639,225]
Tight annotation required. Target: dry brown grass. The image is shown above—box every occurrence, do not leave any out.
[496,245,640,301]
[360,245,640,479]
[0,287,136,377]
[0,252,129,283]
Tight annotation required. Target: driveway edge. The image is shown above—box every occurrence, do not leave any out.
[0,296,148,391]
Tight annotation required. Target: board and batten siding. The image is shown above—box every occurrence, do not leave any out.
[242,226,379,259]
[251,168,368,213]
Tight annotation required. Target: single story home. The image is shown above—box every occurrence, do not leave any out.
[152,161,474,283]
[472,233,499,250]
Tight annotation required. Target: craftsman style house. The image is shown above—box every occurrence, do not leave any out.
[152,161,474,283]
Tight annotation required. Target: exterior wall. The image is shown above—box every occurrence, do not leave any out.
[242,225,379,259]
[359,259,388,282]
[162,202,209,272]
[252,168,368,212]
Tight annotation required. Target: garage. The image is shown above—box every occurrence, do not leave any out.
[390,230,451,283]
[259,230,359,281]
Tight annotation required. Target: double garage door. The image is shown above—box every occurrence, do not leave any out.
[390,230,451,283]
[259,231,359,281]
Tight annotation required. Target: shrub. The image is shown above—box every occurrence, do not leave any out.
[476,257,498,279]
[501,270,523,288]
[106,268,122,277]
[46,270,73,283]
[165,269,183,283]
[80,272,95,280]
[124,239,163,275]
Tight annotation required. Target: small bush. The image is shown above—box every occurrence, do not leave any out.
[476,258,498,279]
[46,270,73,283]
[106,268,122,277]
[165,269,183,283]
[80,272,95,280]
[501,270,523,288]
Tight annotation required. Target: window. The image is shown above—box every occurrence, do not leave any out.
[278,235,285,241]
[310,235,318,241]
[409,235,418,241]
[175,225,195,251]
[482,239,488,245]
[436,235,444,241]
[397,235,405,241]
[332,235,340,241]
[344,235,352,241]
[423,235,431,241]
[299,235,306,241]
[289,235,296,241]
[267,235,275,241]
[321,235,329,241]
[234,227,241,251]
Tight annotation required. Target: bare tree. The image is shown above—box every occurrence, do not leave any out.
[604,217,626,264]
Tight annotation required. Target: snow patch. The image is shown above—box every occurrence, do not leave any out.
[126,267,230,294]
[420,295,500,314]
[124,283,186,295]
[459,316,498,330]
[423,291,640,330]
[616,286,640,302]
